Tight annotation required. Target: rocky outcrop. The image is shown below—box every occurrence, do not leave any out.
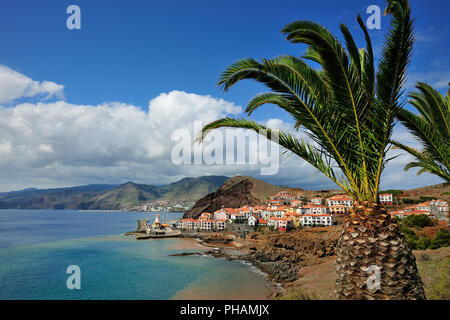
[243,228,340,282]
[183,176,291,219]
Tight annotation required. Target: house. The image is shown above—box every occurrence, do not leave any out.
[199,212,213,220]
[285,206,299,213]
[284,212,302,228]
[214,209,228,221]
[230,213,246,222]
[378,193,393,205]
[277,218,294,231]
[271,191,295,202]
[267,217,293,231]
[290,200,304,207]
[327,194,353,207]
[303,204,329,215]
[300,214,333,227]
[417,202,431,211]
[180,218,226,231]
[268,201,286,209]
[429,199,448,220]
[310,197,325,205]
[248,215,259,226]
[329,204,349,215]
[258,218,268,226]
[239,207,254,219]
[180,218,200,231]
[261,207,286,219]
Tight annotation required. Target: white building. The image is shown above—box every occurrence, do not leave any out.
[267,217,293,231]
[230,213,246,222]
[248,215,259,226]
[180,218,225,231]
[271,191,295,202]
[430,199,449,220]
[214,210,228,221]
[300,214,333,227]
[417,202,431,211]
[303,204,329,215]
[328,195,353,207]
[180,218,200,231]
[378,193,393,205]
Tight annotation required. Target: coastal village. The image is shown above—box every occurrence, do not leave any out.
[137,190,449,236]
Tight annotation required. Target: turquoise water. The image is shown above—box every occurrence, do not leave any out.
[0,210,271,300]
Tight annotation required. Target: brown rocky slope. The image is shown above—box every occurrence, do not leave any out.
[183,176,302,219]
[243,227,340,282]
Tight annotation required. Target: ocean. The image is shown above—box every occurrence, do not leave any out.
[0,209,272,300]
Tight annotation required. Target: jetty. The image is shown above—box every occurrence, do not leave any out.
[125,214,181,240]
[135,229,181,240]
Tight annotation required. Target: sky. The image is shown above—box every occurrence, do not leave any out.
[0,0,449,192]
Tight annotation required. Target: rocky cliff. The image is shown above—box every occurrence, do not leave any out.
[244,227,340,282]
[183,176,295,219]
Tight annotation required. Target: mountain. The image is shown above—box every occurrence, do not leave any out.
[0,176,229,210]
[183,176,303,219]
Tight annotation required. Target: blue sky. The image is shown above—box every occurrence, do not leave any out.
[2,0,448,113]
[0,0,448,191]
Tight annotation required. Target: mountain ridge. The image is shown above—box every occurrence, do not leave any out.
[0,176,229,210]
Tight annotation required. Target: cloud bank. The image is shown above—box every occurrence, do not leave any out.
[0,66,445,192]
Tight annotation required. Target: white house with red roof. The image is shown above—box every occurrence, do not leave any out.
[327,194,353,207]
[180,218,226,231]
[248,215,259,226]
[378,193,393,205]
[267,217,293,231]
[214,209,228,221]
[417,202,431,211]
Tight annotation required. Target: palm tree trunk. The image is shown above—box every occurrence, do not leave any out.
[335,201,426,299]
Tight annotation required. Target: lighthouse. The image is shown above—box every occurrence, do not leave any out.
[152,214,161,229]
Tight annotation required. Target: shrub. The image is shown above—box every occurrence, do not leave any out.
[402,198,421,204]
[434,228,450,247]
[403,214,434,228]
[419,196,434,202]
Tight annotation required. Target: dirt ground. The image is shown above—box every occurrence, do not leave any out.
[277,246,450,300]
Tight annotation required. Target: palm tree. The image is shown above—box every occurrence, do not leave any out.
[391,82,449,182]
[199,0,426,299]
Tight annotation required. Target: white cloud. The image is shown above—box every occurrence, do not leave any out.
[0,65,64,103]
[0,89,244,191]
[0,66,445,192]
[406,70,450,91]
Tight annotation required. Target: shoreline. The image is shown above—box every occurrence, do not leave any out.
[124,229,281,298]
[169,236,285,299]
[124,226,341,299]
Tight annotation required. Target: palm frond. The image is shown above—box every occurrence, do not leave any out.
[200,0,417,202]
[394,82,450,182]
